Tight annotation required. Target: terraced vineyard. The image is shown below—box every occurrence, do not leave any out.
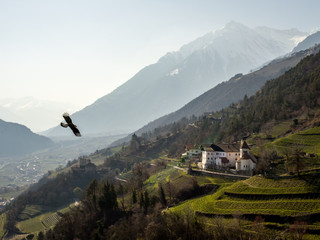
[213,199,320,216]
[224,176,316,195]
[17,211,62,233]
[272,126,320,154]
[41,212,61,228]
[171,175,320,218]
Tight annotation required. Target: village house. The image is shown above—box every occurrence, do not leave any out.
[181,145,202,162]
[201,140,256,172]
[184,145,202,160]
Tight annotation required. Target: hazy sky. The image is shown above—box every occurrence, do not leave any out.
[1,0,319,109]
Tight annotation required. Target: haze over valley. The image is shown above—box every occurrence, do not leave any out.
[1,1,320,239]
[0,20,318,187]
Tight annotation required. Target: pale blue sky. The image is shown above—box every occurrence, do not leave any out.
[1,0,319,108]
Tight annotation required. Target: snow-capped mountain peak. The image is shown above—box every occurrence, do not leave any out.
[46,22,310,137]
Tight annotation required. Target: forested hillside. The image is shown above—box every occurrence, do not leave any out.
[216,47,320,142]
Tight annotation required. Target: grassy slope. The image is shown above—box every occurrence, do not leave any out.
[272,126,320,154]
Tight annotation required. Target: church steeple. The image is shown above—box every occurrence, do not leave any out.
[240,140,249,158]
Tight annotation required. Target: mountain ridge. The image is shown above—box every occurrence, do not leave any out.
[45,22,307,137]
[292,30,320,52]
[114,44,320,145]
[0,119,54,157]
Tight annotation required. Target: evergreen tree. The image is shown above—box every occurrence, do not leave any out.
[86,179,98,211]
[132,188,137,204]
[158,184,167,207]
[139,191,144,208]
[143,191,150,214]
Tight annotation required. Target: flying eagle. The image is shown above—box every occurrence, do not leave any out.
[60,112,81,137]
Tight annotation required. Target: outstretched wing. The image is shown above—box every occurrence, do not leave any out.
[63,112,73,124]
[69,123,81,137]
[60,122,69,128]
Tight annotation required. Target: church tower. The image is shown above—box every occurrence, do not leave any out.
[240,139,250,158]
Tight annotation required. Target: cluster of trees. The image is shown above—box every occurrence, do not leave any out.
[254,144,320,178]
[39,179,120,240]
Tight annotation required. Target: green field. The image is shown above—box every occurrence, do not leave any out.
[143,166,233,196]
[18,205,44,221]
[144,167,181,190]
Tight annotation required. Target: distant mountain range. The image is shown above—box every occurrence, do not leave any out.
[0,119,54,157]
[45,22,307,137]
[0,97,80,132]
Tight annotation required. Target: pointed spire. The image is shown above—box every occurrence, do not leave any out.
[240,140,250,149]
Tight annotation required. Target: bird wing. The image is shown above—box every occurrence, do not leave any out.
[60,122,69,128]
[63,112,73,124]
[69,123,81,137]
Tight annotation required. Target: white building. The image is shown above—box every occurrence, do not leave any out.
[201,140,256,171]
[218,144,240,167]
[201,145,226,169]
